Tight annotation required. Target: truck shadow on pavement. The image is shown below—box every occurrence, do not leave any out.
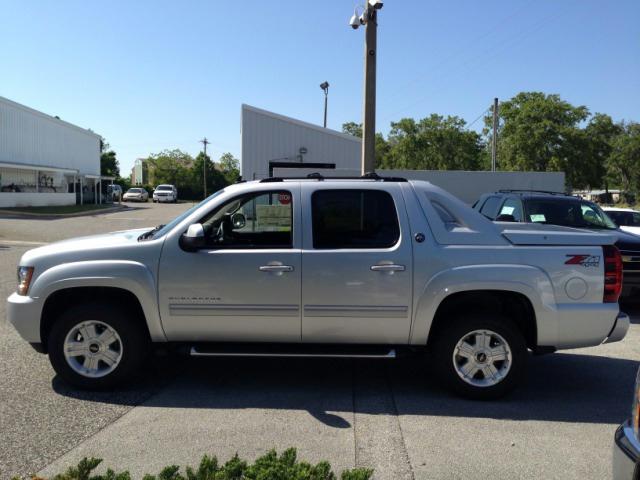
[53,352,639,428]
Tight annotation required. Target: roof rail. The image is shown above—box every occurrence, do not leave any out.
[497,189,567,196]
[259,172,408,183]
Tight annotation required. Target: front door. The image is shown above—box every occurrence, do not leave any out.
[158,188,302,342]
[301,185,413,344]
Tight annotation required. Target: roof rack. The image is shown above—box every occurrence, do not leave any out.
[259,172,408,183]
[497,189,567,196]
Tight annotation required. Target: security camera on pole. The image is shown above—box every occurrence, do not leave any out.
[350,0,383,175]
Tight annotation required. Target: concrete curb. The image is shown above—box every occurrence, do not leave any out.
[0,205,128,219]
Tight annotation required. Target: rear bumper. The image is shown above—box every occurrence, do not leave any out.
[605,312,630,344]
[613,421,640,480]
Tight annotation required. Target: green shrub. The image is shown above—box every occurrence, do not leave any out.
[13,449,373,480]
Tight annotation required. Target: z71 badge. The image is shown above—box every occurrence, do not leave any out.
[565,254,601,267]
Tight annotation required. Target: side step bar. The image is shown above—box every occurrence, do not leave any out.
[189,345,397,359]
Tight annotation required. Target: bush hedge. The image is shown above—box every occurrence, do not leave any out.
[16,449,373,480]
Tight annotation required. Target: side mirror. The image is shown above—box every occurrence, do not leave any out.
[180,223,205,252]
[231,212,246,230]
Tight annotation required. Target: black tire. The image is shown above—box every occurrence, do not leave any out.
[431,314,526,400]
[48,302,150,390]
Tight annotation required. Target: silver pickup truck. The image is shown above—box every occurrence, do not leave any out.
[7,176,629,399]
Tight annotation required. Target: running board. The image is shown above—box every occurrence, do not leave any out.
[189,344,397,359]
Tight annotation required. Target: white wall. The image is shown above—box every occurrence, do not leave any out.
[241,104,360,180]
[0,96,101,176]
[0,193,75,208]
[272,167,566,205]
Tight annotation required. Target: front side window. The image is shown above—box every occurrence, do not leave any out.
[312,189,400,249]
[199,190,293,248]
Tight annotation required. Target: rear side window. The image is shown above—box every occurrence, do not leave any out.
[479,196,501,219]
[312,190,400,249]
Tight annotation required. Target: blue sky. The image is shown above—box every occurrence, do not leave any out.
[2,0,638,175]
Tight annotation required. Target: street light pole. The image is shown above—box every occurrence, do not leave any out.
[200,137,210,199]
[320,81,329,128]
[350,1,383,175]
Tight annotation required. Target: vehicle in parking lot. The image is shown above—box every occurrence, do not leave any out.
[107,184,122,201]
[604,207,640,237]
[153,184,178,203]
[613,367,640,479]
[7,175,628,399]
[123,187,149,202]
[474,190,640,301]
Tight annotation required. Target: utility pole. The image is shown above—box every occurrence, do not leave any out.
[350,1,383,175]
[491,97,499,172]
[320,81,329,128]
[200,137,210,199]
[361,8,378,175]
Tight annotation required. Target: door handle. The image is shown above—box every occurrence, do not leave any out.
[370,264,405,272]
[259,265,294,273]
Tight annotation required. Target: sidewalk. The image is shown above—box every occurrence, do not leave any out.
[38,358,414,480]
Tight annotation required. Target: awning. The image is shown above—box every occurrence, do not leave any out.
[0,161,79,175]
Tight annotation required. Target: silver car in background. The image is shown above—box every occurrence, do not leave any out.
[613,367,640,479]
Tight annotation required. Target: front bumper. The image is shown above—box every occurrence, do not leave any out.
[613,421,640,480]
[622,271,640,302]
[154,195,173,202]
[7,292,42,343]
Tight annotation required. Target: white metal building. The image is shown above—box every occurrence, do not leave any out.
[240,104,361,180]
[0,96,105,208]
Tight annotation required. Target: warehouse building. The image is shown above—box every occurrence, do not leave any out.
[240,104,565,203]
[0,96,108,208]
[241,104,361,180]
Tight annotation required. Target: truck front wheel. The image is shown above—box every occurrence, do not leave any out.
[48,303,150,389]
[432,314,526,400]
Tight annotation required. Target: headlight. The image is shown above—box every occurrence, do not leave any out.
[17,266,34,296]
[633,367,640,440]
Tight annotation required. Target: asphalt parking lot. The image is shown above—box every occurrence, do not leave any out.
[1,201,639,479]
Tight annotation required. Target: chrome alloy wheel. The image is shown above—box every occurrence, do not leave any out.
[63,320,123,378]
[452,329,512,387]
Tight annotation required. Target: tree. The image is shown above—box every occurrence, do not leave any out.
[145,149,194,187]
[382,115,483,171]
[100,151,120,177]
[607,122,640,194]
[341,122,390,168]
[486,92,590,187]
[192,152,228,199]
[218,152,240,183]
[342,122,362,138]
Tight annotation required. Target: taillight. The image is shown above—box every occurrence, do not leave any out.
[603,245,623,303]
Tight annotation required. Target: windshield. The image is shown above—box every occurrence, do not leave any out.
[146,189,226,240]
[156,186,173,191]
[526,198,618,230]
[127,188,142,193]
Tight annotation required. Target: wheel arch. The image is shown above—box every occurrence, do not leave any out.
[426,290,537,349]
[40,286,158,353]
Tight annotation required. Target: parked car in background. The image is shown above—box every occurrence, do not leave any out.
[123,187,149,202]
[474,190,640,301]
[107,184,122,201]
[153,184,178,203]
[613,367,640,479]
[7,176,628,398]
[604,207,640,236]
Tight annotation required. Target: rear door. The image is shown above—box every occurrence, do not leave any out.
[300,183,413,344]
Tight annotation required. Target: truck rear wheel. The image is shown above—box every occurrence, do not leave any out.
[48,303,150,390]
[432,314,526,400]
